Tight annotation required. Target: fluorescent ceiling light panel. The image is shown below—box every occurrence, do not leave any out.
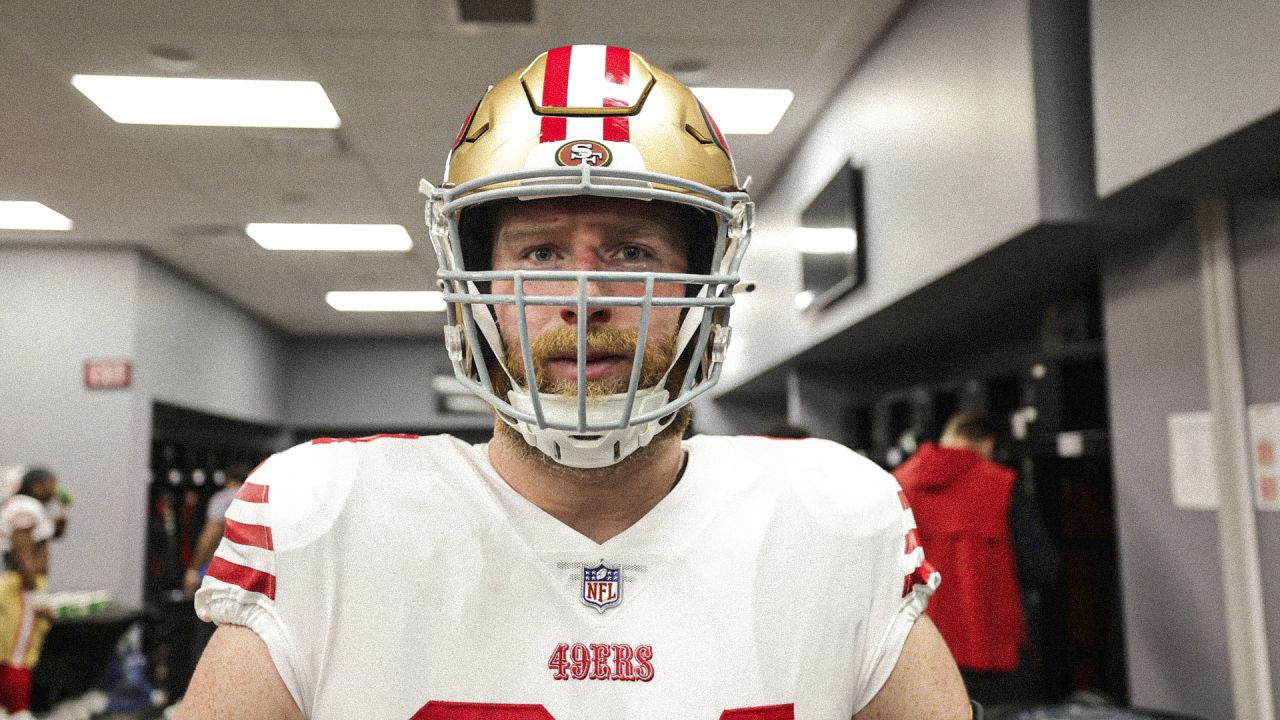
[793,227,857,254]
[325,291,446,312]
[71,75,341,128]
[690,87,794,134]
[246,223,412,252]
[0,201,73,230]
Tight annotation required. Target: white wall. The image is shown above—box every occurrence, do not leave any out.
[0,248,144,605]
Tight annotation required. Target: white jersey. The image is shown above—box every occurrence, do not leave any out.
[196,434,938,720]
[0,495,56,553]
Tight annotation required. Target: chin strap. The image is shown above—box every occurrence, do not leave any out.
[504,387,674,468]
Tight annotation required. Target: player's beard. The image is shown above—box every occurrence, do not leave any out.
[490,325,692,474]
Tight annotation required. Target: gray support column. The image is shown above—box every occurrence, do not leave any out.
[1196,196,1275,720]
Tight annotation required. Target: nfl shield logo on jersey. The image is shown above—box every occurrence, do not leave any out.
[581,561,622,613]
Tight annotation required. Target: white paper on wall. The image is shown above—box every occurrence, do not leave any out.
[1247,402,1280,511]
[1168,410,1218,510]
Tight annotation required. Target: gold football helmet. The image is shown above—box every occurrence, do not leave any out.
[420,45,754,468]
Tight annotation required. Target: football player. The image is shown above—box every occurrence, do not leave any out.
[180,45,970,719]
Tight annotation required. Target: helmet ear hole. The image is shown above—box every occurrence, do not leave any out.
[681,205,718,276]
[457,200,511,273]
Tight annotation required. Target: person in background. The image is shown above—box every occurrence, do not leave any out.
[182,465,249,598]
[893,411,1061,707]
[0,467,70,719]
[179,461,250,698]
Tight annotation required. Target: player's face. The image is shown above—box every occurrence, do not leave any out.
[489,197,689,393]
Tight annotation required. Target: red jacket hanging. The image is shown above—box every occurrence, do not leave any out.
[893,442,1026,671]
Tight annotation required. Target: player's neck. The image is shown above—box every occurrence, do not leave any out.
[487,426,686,544]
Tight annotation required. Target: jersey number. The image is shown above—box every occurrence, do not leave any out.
[414,701,795,719]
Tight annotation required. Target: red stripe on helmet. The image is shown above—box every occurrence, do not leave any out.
[603,45,630,88]
[602,46,631,142]
[452,99,481,149]
[699,100,731,156]
[539,45,572,142]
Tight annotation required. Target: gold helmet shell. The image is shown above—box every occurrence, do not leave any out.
[444,44,742,197]
[419,45,754,469]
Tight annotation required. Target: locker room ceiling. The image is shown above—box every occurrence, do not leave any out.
[0,0,905,338]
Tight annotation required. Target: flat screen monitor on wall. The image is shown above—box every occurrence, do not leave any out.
[794,163,866,311]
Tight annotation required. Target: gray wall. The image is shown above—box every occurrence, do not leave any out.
[1101,220,1232,718]
[706,0,1280,713]
[1091,2,1280,713]
[1103,197,1280,717]
[0,246,488,605]
[0,248,145,606]
[1231,196,1280,708]
[1,248,293,606]
[284,338,490,433]
[1091,1,1280,197]
[135,256,287,426]
[718,0,1082,395]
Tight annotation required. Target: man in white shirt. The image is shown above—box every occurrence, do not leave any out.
[180,45,970,720]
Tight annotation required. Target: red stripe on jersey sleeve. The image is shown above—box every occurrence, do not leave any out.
[223,518,274,551]
[235,482,269,504]
[903,558,939,598]
[208,556,276,600]
[904,527,921,555]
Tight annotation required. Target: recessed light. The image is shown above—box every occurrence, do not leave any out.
[325,291,446,312]
[690,87,794,135]
[245,223,412,252]
[0,201,73,231]
[71,75,341,128]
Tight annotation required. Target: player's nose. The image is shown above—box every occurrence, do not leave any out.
[560,302,611,326]
[561,247,611,325]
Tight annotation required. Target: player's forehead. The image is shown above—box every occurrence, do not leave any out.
[493,196,687,241]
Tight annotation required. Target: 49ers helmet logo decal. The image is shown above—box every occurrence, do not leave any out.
[555,140,612,167]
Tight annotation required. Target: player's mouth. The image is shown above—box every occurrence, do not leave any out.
[545,352,629,382]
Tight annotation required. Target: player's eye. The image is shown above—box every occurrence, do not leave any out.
[528,247,557,263]
[616,245,649,262]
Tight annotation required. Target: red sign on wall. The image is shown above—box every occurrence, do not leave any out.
[84,359,132,390]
